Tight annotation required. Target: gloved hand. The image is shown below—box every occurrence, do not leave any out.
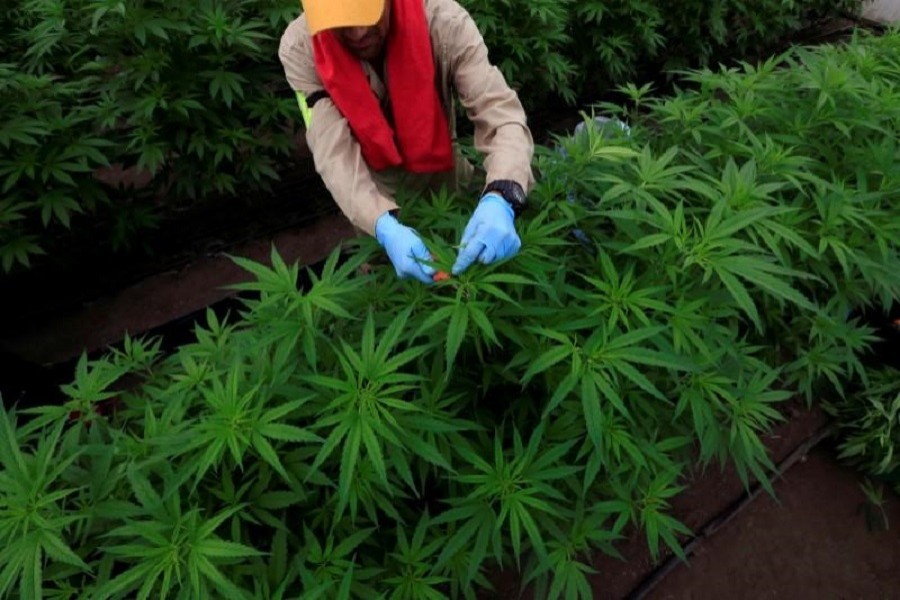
[374,212,435,284]
[452,193,521,275]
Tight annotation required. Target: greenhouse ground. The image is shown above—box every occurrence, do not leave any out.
[646,446,900,599]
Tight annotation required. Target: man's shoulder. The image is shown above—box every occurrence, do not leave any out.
[425,0,471,29]
[425,0,479,58]
[279,13,312,58]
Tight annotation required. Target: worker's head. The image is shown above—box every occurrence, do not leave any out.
[301,0,391,61]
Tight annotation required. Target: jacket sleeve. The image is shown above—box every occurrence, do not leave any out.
[278,18,398,236]
[436,0,535,195]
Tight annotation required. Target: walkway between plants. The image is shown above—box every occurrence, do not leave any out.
[644,445,900,599]
[0,212,355,368]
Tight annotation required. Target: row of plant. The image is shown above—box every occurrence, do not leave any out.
[602,26,900,499]
[460,0,860,105]
[0,0,862,273]
[2,29,898,599]
[0,0,301,273]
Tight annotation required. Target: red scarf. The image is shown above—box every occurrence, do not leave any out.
[311,0,455,172]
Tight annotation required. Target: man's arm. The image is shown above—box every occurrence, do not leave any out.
[435,0,535,195]
[278,18,398,235]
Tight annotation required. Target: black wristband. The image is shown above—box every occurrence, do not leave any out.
[483,180,527,217]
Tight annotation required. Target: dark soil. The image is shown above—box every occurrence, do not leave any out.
[595,403,831,599]
[647,446,900,600]
[488,408,900,600]
[0,211,356,408]
[0,162,337,331]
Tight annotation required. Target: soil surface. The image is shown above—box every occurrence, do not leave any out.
[647,446,900,600]
[589,403,830,600]
[0,212,356,367]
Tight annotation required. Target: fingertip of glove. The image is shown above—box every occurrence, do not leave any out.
[450,258,465,276]
[479,249,497,265]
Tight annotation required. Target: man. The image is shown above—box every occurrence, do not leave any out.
[278,0,534,283]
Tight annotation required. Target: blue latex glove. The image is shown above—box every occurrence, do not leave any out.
[452,193,521,275]
[374,212,435,284]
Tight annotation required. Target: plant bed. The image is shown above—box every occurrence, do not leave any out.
[1,29,898,600]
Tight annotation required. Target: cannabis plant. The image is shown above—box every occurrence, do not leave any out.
[3,28,899,599]
[0,0,300,271]
[459,0,859,108]
[826,371,900,495]
[1,0,861,272]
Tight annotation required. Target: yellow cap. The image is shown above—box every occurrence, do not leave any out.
[301,0,386,35]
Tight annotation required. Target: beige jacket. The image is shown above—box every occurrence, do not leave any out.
[278,0,535,235]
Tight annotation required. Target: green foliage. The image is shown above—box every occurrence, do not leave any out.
[0,0,861,272]
[458,0,577,104]
[0,0,300,271]
[572,0,860,82]
[4,29,900,599]
[459,0,860,106]
[826,371,900,495]
[595,27,900,402]
[596,27,900,497]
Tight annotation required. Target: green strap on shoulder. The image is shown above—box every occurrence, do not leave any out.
[295,91,313,128]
